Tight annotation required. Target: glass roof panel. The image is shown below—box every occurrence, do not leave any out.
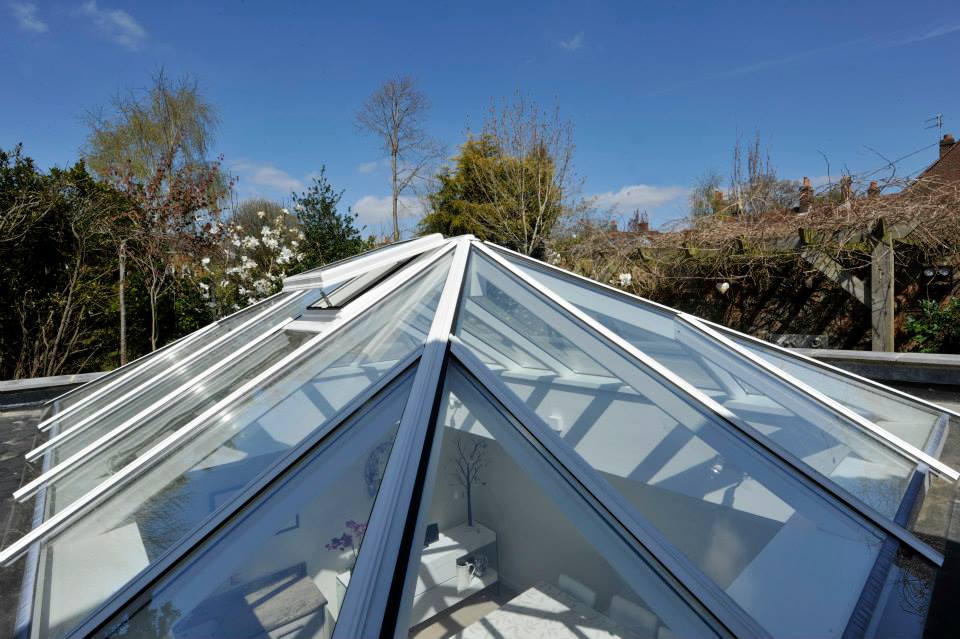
[724,334,946,451]
[42,291,302,417]
[43,329,315,516]
[455,250,885,637]
[31,255,450,639]
[38,290,326,442]
[402,362,719,639]
[498,251,917,518]
[91,372,413,639]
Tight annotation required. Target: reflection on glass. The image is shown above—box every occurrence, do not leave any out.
[499,251,917,519]
[864,546,937,639]
[405,364,718,639]
[36,256,450,639]
[44,290,325,444]
[48,293,293,415]
[728,334,945,451]
[455,250,885,637]
[94,374,412,639]
[46,330,314,515]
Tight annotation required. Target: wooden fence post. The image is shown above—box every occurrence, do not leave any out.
[870,219,895,352]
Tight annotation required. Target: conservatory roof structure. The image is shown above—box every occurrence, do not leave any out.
[5,234,959,639]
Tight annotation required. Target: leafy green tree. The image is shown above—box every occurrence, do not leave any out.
[0,145,124,378]
[293,167,372,270]
[419,128,571,257]
[419,137,497,240]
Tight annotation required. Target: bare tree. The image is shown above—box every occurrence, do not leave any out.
[729,132,797,218]
[467,94,582,257]
[355,76,443,241]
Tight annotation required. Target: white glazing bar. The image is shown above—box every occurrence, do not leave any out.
[484,241,683,316]
[681,314,960,481]
[34,323,218,431]
[34,291,301,434]
[38,289,289,422]
[0,242,456,568]
[333,237,471,639]
[485,241,960,422]
[702,317,960,421]
[449,338,755,638]
[282,233,447,291]
[57,350,423,639]
[475,242,945,567]
[13,319,296,503]
[27,291,306,456]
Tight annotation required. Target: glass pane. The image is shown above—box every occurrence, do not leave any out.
[42,290,326,441]
[310,259,410,309]
[93,373,413,639]
[406,364,718,639]
[455,251,885,637]
[46,292,299,415]
[500,251,916,519]
[34,255,450,639]
[726,334,945,451]
[45,329,315,515]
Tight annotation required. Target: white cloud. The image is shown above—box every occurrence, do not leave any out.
[78,1,147,50]
[233,160,304,192]
[590,184,689,213]
[357,161,379,174]
[10,2,48,33]
[900,22,960,44]
[352,195,425,225]
[559,32,584,50]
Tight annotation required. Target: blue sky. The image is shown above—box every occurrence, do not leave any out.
[3,1,959,235]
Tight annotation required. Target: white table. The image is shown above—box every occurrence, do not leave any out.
[458,582,633,638]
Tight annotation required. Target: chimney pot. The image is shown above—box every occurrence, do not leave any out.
[941,133,956,159]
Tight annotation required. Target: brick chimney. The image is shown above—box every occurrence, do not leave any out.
[867,180,881,198]
[798,176,813,213]
[941,133,956,159]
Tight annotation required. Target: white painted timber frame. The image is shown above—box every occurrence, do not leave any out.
[30,290,305,446]
[61,351,423,639]
[475,241,944,566]
[0,243,455,568]
[10,236,958,639]
[448,338,752,638]
[333,236,472,638]
[282,233,447,292]
[486,241,960,421]
[703,316,960,422]
[485,242,959,477]
[14,318,297,503]
[33,322,218,431]
[35,288,292,428]
[681,314,959,480]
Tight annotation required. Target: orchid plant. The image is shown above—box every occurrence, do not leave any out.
[325,519,368,570]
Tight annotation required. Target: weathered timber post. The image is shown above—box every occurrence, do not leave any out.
[870,218,895,351]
